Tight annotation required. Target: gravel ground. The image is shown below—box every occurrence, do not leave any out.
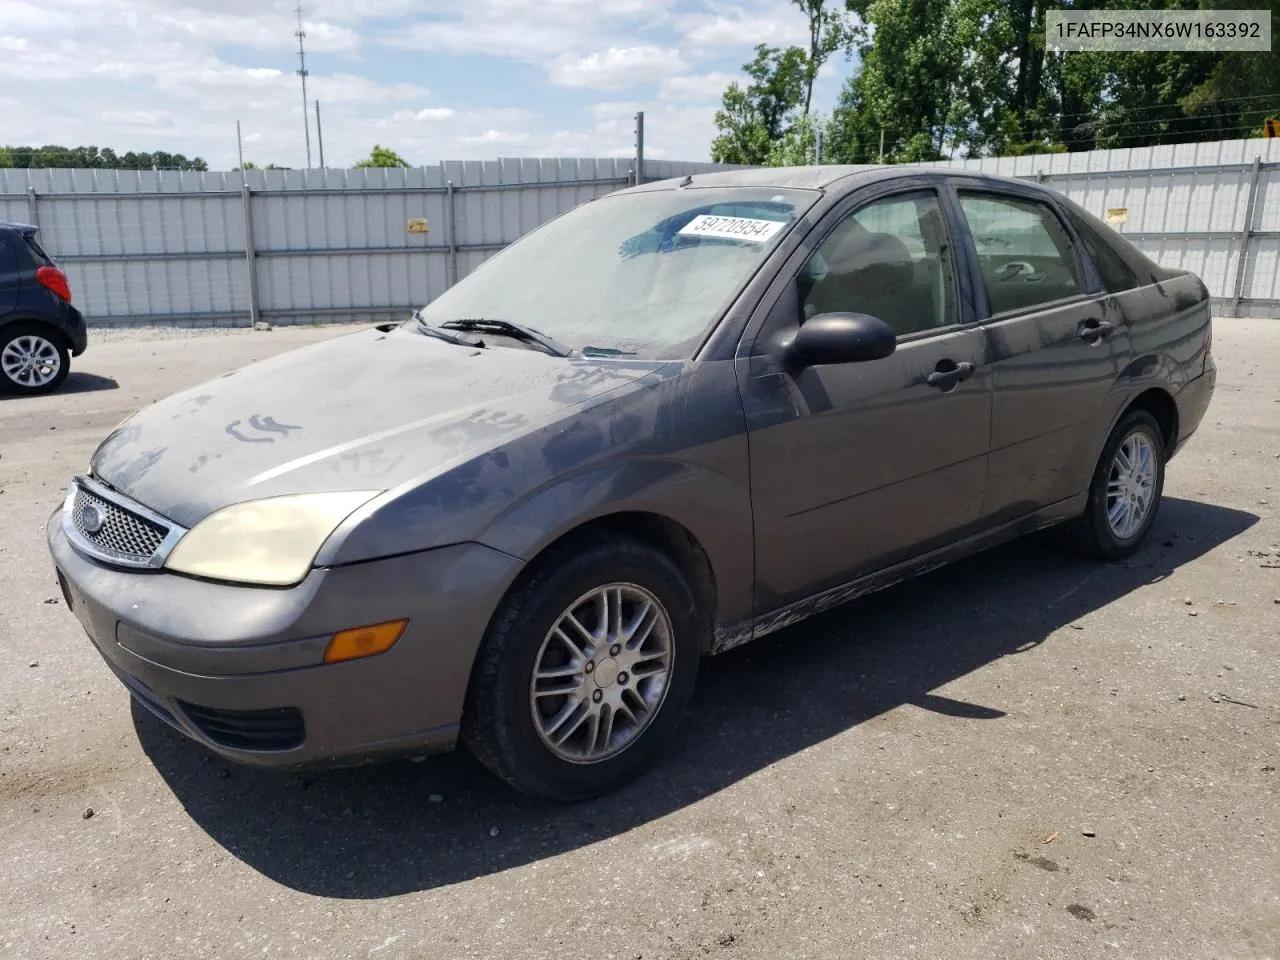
[1,320,1277,960]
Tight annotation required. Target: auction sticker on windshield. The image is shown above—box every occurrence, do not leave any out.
[678,215,787,243]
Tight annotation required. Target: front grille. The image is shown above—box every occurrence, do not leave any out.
[71,484,168,564]
[178,702,306,752]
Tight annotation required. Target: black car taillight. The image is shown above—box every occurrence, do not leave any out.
[36,265,72,303]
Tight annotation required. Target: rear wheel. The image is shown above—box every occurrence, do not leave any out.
[0,323,69,395]
[1064,408,1165,560]
[463,534,701,801]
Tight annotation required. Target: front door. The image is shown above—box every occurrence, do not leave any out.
[950,187,1132,522]
[739,188,992,612]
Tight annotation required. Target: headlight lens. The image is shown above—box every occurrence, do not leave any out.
[165,491,379,586]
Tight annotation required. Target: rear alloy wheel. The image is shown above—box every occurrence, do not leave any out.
[463,534,701,801]
[1065,408,1166,560]
[0,325,69,395]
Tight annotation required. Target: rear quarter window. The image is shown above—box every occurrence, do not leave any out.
[1061,200,1165,287]
[1067,212,1140,293]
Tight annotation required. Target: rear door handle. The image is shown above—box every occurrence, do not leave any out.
[1079,318,1115,343]
[927,360,976,391]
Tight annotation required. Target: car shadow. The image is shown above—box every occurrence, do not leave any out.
[134,497,1257,899]
[60,372,119,395]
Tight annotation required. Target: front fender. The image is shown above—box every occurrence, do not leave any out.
[474,455,755,631]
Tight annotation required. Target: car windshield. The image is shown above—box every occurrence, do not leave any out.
[415,187,818,360]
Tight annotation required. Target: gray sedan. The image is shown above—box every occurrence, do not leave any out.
[47,166,1216,800]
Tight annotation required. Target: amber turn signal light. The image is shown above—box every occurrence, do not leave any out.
[324,620,408,664]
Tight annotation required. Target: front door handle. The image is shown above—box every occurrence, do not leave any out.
[927,360,976,391]
[1079,318,1115,343]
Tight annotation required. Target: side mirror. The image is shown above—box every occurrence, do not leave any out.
[784,312,897,368]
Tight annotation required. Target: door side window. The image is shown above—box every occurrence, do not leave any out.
[957,192,1083,315]
[799,191,958,337]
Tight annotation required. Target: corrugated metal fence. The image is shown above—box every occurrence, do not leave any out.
[0,158,727,327]
[2,139,1277,325]
[926,137,1280,318]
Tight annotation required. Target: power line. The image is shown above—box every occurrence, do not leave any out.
[1043,91,1280,126]
[864,94,1280,145]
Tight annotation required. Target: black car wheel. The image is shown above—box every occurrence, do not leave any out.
[1065,408,1166,561]
[0,323,70,396]
[463,532,702,801]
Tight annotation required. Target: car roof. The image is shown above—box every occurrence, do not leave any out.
[0,222,38,236]
[635,164,1039,197]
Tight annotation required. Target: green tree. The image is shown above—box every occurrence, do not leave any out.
[354,145,411,168]
[0,146,208,170]
[711,44,808,164]
[792,0,852,114]
[767,112,829,166]
[827,0,964,163]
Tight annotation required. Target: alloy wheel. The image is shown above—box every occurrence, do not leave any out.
[529,583,675,764]
[1,334,62,389]
[1106,430,1158,540]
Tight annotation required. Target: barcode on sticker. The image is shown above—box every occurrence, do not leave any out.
[678,215,786,243]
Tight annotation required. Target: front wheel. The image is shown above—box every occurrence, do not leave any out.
[1065,408,1166,560]
[462,534,702,801]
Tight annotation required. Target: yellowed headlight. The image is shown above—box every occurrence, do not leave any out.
[165,491,379,586]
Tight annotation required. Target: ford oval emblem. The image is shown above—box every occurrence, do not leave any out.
[81,504,106,535]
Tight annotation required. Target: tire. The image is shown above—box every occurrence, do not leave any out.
[462,533,702,802]
[1064,408,1166,561]
[0,323,70,396]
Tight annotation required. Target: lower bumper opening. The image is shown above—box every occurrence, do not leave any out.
[178,702,306,752]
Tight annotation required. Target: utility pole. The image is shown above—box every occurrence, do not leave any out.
[295,3,312,168]
[815,128,824,165]
[878,127,885,164]
[315,101,325,169]
[634,111,645,186]
[236,120,246,184]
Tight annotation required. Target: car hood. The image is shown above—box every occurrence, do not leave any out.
[90,327,666,528]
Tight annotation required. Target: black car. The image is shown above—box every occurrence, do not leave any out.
[0,223,87,395]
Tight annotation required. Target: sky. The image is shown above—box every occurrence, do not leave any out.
[0,0,858,171]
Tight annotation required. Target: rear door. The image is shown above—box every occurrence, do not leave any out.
[950,185,1133,522]
[0,230,21,316]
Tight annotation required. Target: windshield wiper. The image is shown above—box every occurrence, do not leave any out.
[580,346,639,358]
[440,318,572,358]
[414,310,485,348]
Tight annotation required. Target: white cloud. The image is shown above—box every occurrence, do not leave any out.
[382,0,678,61]
[676,0,809,49]
[100,110,176,128]
[549,47,685,90]
[0,0,780,166]
[411,108,458,121]
[459,130,531,144]
[659,71,738,102]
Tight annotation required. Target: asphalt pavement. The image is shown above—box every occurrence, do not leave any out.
[1,320,1277,960]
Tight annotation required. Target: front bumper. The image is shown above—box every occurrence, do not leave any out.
[48,513,523,768]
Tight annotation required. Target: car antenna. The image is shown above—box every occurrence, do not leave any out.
[678,175,693,188]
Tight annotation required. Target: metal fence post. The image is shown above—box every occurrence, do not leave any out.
[1229,155,1263,318]
[241,183,262,327]
[26,186,38,230]
[634,111,645,186]
[446,179,459,288]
